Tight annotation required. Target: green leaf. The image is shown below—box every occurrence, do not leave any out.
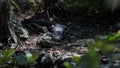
[3,48,15,57]
[26,53,32,61]
[72,54,81,63]
[108,31,120,41]
[63,62,72,68]
[31,52,39,61]
[80,47,100,68]
[26,52,39,62]
[102,44,116,53]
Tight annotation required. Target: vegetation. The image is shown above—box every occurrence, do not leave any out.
[0,48,39,67]
[64,30,120,68]
[0,0,120,68]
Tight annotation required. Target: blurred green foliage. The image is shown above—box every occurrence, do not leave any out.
[14,52,39,65]
[0,48,15,65]
[64,30,120,68]
[0,48,39,67]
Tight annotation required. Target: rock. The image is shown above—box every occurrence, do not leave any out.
[110,60,120,68]
[37,50,62,68]
[37,50,82,68]
[100,56,110,64]
[100,64,110,68]
[112,53,120,61]
[116,22,120,28]
[54,52,81,68]
[0,43,4,49]
[53,50,61,57]
[86,39,95,44]
[41,53,54,68]
[10,43,17,48]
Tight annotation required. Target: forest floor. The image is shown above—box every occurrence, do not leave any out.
[10,9,120,68]
[15,10,120,52]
